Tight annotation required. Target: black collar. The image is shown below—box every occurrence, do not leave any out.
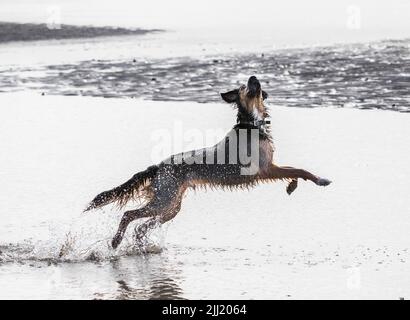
[237,119,271,128]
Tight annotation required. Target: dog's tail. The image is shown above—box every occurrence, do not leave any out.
[84,165,159,212]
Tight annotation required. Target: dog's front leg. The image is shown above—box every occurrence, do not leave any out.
[277,166,331,185]
[264,165,331,194]
[286,179,298,195]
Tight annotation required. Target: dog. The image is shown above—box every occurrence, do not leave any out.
[85,76,331,249]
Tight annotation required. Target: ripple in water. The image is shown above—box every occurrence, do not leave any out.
[1,39,409,112]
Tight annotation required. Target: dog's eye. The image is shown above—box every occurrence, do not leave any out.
[239,85,246,91]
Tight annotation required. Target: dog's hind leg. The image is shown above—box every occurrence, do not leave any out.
[112,205,158,249]
[134,194,184,243]
[112,184,185,248]
[111,164,188,249]
[133,217,161,244]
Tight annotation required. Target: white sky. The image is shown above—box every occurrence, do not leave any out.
[0,0,409,33]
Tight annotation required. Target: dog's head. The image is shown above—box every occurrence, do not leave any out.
[220,76,268,118]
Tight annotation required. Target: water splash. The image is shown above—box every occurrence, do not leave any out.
[0,207,166,264]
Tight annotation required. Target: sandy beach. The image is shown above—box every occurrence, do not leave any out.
[0,92,409,299]
[0,1,409,299]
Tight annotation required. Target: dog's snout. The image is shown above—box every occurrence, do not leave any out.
[248,76,258,84]
[247,76,261,97]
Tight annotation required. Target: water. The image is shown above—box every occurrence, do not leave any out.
[0,25,410,298]
[1,93,410,299]
[0,34,409,112]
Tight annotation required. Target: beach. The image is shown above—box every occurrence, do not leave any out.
[0,2,409,298]
[0,92,409,299]
[1,36,409,112]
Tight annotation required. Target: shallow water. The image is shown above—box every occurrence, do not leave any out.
[0,26,409,299]
[2,242,409,300]
[1,94,409,299]
[0,38,409,112]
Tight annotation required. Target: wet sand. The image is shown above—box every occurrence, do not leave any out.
[0,39,409,112]
[0,93,409,299]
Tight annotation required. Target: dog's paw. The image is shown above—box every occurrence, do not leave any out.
[317,178,332,186]
[286,179,298,195]
[111,233,123,249]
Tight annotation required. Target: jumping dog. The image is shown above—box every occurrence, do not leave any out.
[85,76,332,248]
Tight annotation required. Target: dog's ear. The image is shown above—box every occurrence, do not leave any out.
[221,89,239,103]
[262,90,268,100]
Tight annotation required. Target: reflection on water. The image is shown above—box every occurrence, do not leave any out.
[111,278,184,300]
[147,278,184,300]
[0,239,184,299]
[1,241,410,299]
[95,252,185,300]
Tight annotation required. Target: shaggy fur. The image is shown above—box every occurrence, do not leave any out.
[84,165,158,211]
[85,76,332,249]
